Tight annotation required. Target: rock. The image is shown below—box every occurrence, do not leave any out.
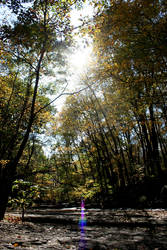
[1,209,167,249]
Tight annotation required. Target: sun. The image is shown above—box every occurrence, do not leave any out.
[69,45,92,74]
[68,1,94,77]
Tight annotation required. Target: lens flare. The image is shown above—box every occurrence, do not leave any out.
[78,199,87,250]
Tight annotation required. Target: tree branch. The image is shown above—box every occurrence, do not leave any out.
[34,84,89,116]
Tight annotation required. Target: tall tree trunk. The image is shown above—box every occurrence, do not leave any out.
[0,49,45,220]
[0,171,12,220]
[87,86,126,188]
[149,104,162,176]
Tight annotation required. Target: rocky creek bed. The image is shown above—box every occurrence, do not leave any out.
[0,208,167,249]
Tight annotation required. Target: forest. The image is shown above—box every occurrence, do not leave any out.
[0,0,167,221]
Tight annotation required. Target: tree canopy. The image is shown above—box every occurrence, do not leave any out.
[0,0,167,216]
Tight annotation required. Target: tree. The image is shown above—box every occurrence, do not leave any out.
[92,0,167,177]
[47,0,167,205]
[9,179,40,221]
[0,0,84,220]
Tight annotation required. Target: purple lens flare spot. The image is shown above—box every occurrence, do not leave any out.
[78,198,87,249]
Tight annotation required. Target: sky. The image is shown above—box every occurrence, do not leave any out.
[42,1,94,156]
[68,1,94,76]
[43,2,95,156]
[0,1,94,108]
[0,1,94,155]
[52,1,94,111]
